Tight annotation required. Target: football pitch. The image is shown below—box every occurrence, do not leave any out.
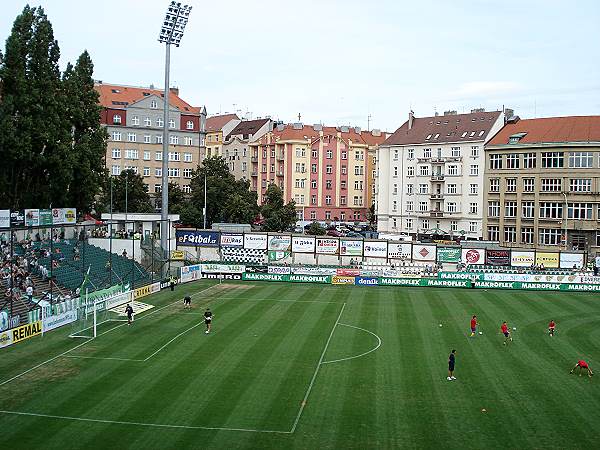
[1,280,600,449]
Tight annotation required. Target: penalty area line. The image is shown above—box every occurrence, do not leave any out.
[0,410,291,434]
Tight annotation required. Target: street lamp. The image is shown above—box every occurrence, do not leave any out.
[158,1,192,255]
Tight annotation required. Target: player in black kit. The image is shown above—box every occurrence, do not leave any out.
[183,295,191,309]
[125,304,134,325]
[204,308,213,334]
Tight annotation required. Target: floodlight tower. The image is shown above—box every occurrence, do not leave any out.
[158,1,192,257]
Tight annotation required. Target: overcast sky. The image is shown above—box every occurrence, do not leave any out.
[1,0,599,131]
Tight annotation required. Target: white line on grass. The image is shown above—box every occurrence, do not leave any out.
[0,284,220,388]
[321,323,382,365]
[289,302,346,434]
[63,355,144,362]
[0,410,292,434]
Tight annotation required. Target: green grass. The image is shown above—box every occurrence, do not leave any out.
[1,281,600,449]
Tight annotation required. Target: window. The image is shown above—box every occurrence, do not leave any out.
[340,195,346,205]
[156,118,164,127]
[471,146,479,158]
[168,152,180,161]
[311,164,317,173]
[168,119,176,129]
[354,150,363,160]
[521,227,534,244]
[242,162,247,172]
[294,179,306,188]
[125,149,138,160]
[423,148,431,158]
[155,168,162,177]
[393,166,398,177]
[393,184,398,195]
[182,185,191,194]
[419,184,429,194]
[354,165,364,175]
[326,180,333,190]
[469,164,479,176]
[539,202,563,219]
[184,137,193,146]
[353,196,362,206]
[326,150,333,159]
[469,203,478,214]
[469,184,478,195]
[393,149,399,160]
[539,228,561,246]
[156,135,163,144]
[184,153,193,163]
[451,147,461,157]
[422,219,429,230]
[186,120,194,130]
[568,203,593,219]
[569,152,593,168]
[419,165,429,176]
[489,154,502,169]
[154,184,161,193]
[111,148,121,159]
[448,165,458,176]
[183,168,193,178]
[113,114,122,124]
[311,150,318,159]
[141,134,150,144]
[325,211,332,220]
[392,201,397,212]
[326,165,333,174]
[488,201,500,217]
[504,201,517,218]
[111,165,120,176]
[450,221,458,232]
[541,152,564,168]
[270,164,275,173]
[406,218,413,230]
[447,202,457,213]
[354,180,363,190]
[132,116,139,126]
[506,178,517,192]
[541,178,562,192]
[407,184,413,195]
[168,168,180,178]
[419,201,428,212]
[127,133,136,142]
[523,153,536,168]
[523,178,535,192]
[407,167,415,177]
[311,180,317,189]
[155,151,162,161]
[309,210,316,220]
[407,149,414,159]
[469,221,477,233]
[522,201,535,219]
[141,151,150,161]
[406,201,413,212]
[488,226,499,241]
[169,135,179,145]
[504,226,516,243]
[447,184,457,194]
[341,166,347,175]
[490,178,500,192]
[143,167,150,177]
[150,100,158,109]
[506,154,519,169]
[570,179,591,192]
[112,131,122,141]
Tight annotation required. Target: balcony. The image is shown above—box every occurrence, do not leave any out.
[430,157,444,163]
[251,171,258,177]
[417,157,430,162]
[251,156,258,163]
[446,156,463,162]
[430,193,444,200]
[430,174,445,181]
[430,210,444,218]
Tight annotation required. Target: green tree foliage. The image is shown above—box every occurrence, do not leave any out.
[0,6,105,212]
[306,221,326,236]
[261,184,297,232]
[188,156,258,227]
[103,170,153,213]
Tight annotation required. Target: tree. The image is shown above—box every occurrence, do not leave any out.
[367,203,376,227]
[62,51,108,213]
[167,182,186,213]
[306,221,326,236]
[102,170,153,213]
[261,184,297,232]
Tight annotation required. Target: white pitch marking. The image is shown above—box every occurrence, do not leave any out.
[0,410,292,434]
[289,302,346,433]
[63,355,144,362]
[321,323,382,365]
[142,322,204,361]
[0,284,220,387]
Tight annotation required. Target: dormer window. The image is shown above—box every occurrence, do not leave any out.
[461,132,468,137]
[425,134,432,140]
[469,131,476,137]
[186,120,194,130]
[113,114,122,124]
[508,132,527,144]
[478,130,485,136]
[434,133,440,139]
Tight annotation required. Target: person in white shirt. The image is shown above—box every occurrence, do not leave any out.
[26,285,33,302]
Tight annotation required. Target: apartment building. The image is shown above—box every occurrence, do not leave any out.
[221,119,273,180]
[248,124,386,222]
[96,82,207,199]
[203,114,240,159]
[484,115,600,252]
[376,109,505,237]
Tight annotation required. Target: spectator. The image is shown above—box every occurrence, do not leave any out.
[122,249,128,258]
[26,285,33,302]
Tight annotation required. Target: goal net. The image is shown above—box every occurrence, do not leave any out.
[69,290,133,339]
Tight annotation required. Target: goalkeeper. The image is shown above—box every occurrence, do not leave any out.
[125,303,134,326]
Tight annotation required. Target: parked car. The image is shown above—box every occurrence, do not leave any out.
[345,231,363,238]
[327,229,344,237]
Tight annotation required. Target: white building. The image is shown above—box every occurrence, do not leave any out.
[376,109,505,239]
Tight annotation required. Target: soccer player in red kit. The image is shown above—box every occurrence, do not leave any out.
[501,321,512,345]
[548,320,556,337]
[570,360,593,377]
[470,315,478,337]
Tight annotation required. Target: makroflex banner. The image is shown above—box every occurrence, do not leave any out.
[436,247,461,263]
[220,234,243,247]
[535,252,559,268]
[268,234,292,252]
[461,248,484,265]
[511,250,535,267]
[340,239,363,256]
[559,253,584,269]
[316,238,339,254]
[176,230,219,247]
[363,241,388,258]
[292,236,315,253]
[388,242,412,259]
[244,233,268,250]
[412,244,436,262]
[485,249,510,266]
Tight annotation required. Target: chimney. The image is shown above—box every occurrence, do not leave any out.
[408,110,414,130]
[170,87,179,96]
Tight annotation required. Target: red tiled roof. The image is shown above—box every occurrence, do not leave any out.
[206,114,240,132]
[360,131,388,146]
[228,118,270,137]
[383,111,502,146]
[262,124,385,146]
[95,83,201,114]
[487,116,600,146]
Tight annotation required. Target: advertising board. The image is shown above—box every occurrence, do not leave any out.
[535,252,559,268]
[292,236,315,253]
[43,310,78,333]
[363,241,387,258]
[220,234,243,247]
[268,234,292,251]
[180,264,201,283]
[340,239,363,256]
[559,253,584,269]
[388,242,412,260]
[332,276,355,285]
[485,249,510,266]
[413,244,436,262]
[201,264,245,274]
[437,247,461,263]
[511,251,535,267]
[244,233,268,249]
[0,210,9,229]
[268,266,292,275]
[176,230,219,247]
[316,238,339,254]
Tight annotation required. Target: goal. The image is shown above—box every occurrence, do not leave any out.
[69,289,133,339]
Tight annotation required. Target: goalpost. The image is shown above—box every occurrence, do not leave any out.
[69,289,133,339]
